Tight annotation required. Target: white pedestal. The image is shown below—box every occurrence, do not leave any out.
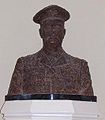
[2,100,99,120]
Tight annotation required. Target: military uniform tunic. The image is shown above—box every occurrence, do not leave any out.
[8,49,94,96]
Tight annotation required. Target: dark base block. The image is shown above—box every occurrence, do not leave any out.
[5,94,97,102]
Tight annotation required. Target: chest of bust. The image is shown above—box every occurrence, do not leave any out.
[23,62,81,94]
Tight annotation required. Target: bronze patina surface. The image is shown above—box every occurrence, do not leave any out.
[7,5,94,96]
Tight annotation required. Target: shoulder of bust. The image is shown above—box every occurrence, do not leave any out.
[68,54,88,65]
[17,51,40,64]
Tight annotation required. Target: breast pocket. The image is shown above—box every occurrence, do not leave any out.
[58,66,80,92]
[59,66,81,88]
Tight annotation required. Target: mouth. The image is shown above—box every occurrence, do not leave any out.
[49,40,55,44]
[44,36,62,47]
[48,37,59,42]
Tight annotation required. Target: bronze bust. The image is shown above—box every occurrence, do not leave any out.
[7,5,94,96]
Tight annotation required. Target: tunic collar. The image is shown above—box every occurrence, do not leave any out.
[37,48,71,67]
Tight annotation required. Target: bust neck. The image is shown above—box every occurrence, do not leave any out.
[42,46,65,60]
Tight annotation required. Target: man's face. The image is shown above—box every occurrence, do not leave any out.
[40,19,65,49]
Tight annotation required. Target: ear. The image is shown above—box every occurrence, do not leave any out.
[39,28,43,38]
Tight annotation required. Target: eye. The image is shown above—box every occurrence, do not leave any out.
[55,25,62,29]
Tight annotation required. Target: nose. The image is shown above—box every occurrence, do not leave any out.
[51,28,56,36]
[52,33,55,37]
[52,26,56,32]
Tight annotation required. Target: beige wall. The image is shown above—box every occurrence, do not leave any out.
[0,0,105,119]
